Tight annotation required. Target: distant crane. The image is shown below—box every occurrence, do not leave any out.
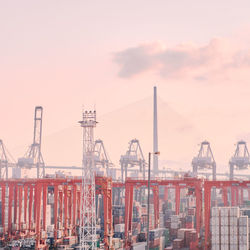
[0,140,16,179]
[18,106,45,178]
[229,140,250,180]
[120,139,146,182]
[94,139,114,177]
[79,110,97,249]
[192,141,216,180]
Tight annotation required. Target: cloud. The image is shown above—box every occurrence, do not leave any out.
[114,38,250,80]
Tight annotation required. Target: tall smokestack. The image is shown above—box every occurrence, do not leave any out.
[153,86,158,176]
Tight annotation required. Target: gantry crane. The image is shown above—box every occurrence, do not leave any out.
[18,106,45,178]
[0,140,16,179]
[120,139,146,182]
[229,140,250,180]
[192,141,216,180]
[94,139,114,178]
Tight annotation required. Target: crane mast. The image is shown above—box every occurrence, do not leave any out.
[30,106,44,178]
[79,110,97,249]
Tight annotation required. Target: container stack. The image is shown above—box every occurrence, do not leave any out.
[211,207,220,250]
[239,216,248,250]
[229,207,239,250]
[211,207,249,250]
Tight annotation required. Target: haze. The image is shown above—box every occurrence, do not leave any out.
[1,1,250,173]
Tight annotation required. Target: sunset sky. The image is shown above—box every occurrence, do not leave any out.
[1,1,250,174]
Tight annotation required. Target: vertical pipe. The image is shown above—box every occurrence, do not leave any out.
[204,182,211,250]
[43,184,47,231]
[24,185,28,225]
[240,188,244,205]
[195,182,202,237]
[14,185,17,225]
[69,188,72,228]
[18,185,23,231]
[152,186,159,228]
[175,186,180,215]
[35,184,42,247]
[8,184,13,234]
[222,187,228,206]
[108,181,113,246]
[103,185,108,248]
[54,185,58,240]
[77,190,80,225]
[28,185,33,232]
[64,185,68,236]
[59,190,63,230]
[128,185,134,234]
[236,187,239,205]
[231,187,235,206]
[164,187,168,201]
[124,182,133,248]
[72,185,77,227]
[1,185,5,233]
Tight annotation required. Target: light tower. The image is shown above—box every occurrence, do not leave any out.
[229,140,250,180]
[79,110,97,249]
[192,141,216,180]
[18,106,45,178]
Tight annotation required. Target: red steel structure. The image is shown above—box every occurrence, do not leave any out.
[204,180,250,250]
[0,176,113,249]
[123,177,203,249]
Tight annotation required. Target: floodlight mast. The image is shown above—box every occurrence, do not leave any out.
[79,110,97,249]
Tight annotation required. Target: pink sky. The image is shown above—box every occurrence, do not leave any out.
[1,1,250,174]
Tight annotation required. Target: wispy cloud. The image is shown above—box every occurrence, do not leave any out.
[114,38,250,80]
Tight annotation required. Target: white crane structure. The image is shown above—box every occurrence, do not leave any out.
[94,139,114,178]
[79,110,97,249]
[120,139,146,182]
[0,140,16,179]
[192,141,216,180]
[229,140,250,180]
[18,106,45,178]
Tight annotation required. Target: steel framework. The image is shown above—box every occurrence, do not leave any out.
[123,177,202,249]
[229,140,250,180]
[120,139,146,182]
[0,140,16,179]
[94,139,114,177]
[18,106,45,178]
[0,176,113,249]
[79,110,97,249]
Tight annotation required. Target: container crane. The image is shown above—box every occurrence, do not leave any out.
[94,139,115,178]
[229,140,250,180]
[18,106,45,178]
[0,140,16,179]
[120,139,146,182]
[192,141,216,180]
